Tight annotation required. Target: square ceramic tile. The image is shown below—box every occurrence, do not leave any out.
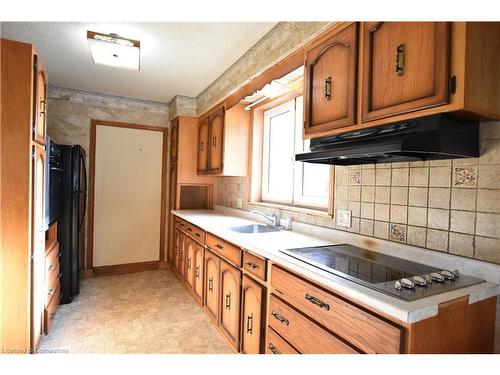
[476,189,500,214]
[426,229,448,252]
[348,186,361,201]
[375,186,390,204]
[348,200,361,217]
[390,205,407,224]
[450,188,476,211]
[391,168,409,186]
[335,167,349,186]
[336,185,348,201]
[478,165,500,189]
[389,223,406,243]
[373,221,389,239]
[450,210,475,234]
[409,168,429,187]
[429,166,452,187]
[362,169,375,185]
[449,233,474,258]
[360,219,374,236]
[407,226,426,247]
[361,186,375,202]
[408,187,428,207]
[360,202,375,219]
[408,206,427,227]
[479,139,500,165]
[374,203,390,222]
[427,208,450,230]
[347,217,360,233]
[391,186,408,205]
[428,188,451,209]
[475,212,500,237]
[375,168,391,186]
[349,170,361,185]
[474,236,500,264]
[453,166,478,188]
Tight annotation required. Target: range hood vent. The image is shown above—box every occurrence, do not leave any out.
[296,114,479,166]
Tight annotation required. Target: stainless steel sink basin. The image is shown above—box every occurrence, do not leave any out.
[230,224,281,233]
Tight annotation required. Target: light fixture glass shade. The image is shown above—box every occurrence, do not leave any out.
[87,37,140,70]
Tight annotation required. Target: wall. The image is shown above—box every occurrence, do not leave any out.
[46,87,170,267]
[216,120,500,266]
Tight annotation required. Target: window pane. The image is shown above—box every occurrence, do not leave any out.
[302,163,330,198]
[267,110,294,198]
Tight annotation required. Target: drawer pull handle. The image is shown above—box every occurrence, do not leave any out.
[268,343,280,354]
[208,277,214,292]
[187,258,192,269]
[325,76,332,101]
[48,264,55,271]
[246,313,253,334]
[215,244,224,250]
[225,292,231,310]
[195,233,201,237]
[195,266,200,279]
[396,44,405,76]
[305,293,330,311]
[48,288,54,296]
[49,312,56,321]
[271,310,289,326]
[187,227,192,232]
[58,272,62,279]
[245,262,259,270]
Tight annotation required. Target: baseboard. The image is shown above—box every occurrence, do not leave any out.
[158,261,172,270]
[80,269,95,278]
[92,261,159,277]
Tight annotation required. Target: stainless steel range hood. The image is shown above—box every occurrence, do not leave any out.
[296,114,479,166]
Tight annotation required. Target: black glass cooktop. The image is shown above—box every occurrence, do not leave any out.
[280,244,485,301]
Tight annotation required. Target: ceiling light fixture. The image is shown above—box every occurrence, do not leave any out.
[87,31,140,70]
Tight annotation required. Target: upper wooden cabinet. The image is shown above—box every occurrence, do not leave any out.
[197,103,250,176]
[361,22,450,122]
[304,22,358,136]
[170,118,179,162]
[33,56,47,145]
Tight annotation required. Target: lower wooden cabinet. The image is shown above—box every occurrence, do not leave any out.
[266,327,299,354]
[204,249,220,323]
[193,242,204,302]
[240,275,265,354]
[184,236,195,289]
[219,259,241,349]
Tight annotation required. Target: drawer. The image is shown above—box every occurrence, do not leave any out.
[243,251,266,281]
[45,242,60,280]
[185,222,205,244]
[266,327,299,354]
[271,265,402,354]
[46,263,60,307]
[44,283,60,335]
[206,233,241,267]
[269,295,358,354]
[176,217,187,230]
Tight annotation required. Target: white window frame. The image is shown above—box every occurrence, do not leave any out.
[262,95,329,209]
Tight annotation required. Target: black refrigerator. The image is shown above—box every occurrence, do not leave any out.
[59,145,87,304]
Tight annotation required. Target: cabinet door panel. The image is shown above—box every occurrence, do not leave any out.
[241,275,264,354]
[170,118,179,162]
[184,237,195,289]
[173,228,181,274]
[33,57,47,145]
[178,232,185,280]
[197,117,209,174]
[208,107,224,174]
[204,250,220,323]
[362,22,450,122]
[194,243,204,303]
[304,23,358,135]
[220,259,241,348]
[169,163,177,211]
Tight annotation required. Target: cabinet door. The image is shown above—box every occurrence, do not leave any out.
[208,107,224,174]
[204,250,220,323]
[304,23,358,136]
[170,118,179,162]
[33,57,47,145]
[220,259,241,348]
[193,243,204,303]
[179,232,185,280]
[197,117,209,174]
[361,22,450,122]
[241,275,265,354]
[184,236,195,289]
[31,145,46,348]
[169,162,177,211]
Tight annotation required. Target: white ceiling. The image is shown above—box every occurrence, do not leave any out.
[0,22,277,103]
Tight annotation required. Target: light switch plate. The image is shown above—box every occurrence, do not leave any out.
[336,209,352,228]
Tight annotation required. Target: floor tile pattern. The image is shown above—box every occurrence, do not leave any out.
[39,270,234,354]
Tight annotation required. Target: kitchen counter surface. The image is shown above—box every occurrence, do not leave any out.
[172,209,500,324]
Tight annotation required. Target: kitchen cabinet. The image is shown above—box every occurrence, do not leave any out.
[174,230,185,279]
[266,327,299,354]
[361,22,450,122]
[33,55,47,146]
[303,22,358,136]
[204,249,220,324]
[240,275,265,354]
[219,259,241,349]
[197,103,250,176]
[193,242,204,303]
[44,224,60,335]
[184,236,195,289]
[170,118,179,162]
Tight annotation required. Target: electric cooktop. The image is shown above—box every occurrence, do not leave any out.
[280,244,485,301]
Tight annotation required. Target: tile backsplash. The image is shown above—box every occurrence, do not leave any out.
[216,121,500,265]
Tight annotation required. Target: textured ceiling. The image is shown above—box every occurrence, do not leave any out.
[0,22,277,103]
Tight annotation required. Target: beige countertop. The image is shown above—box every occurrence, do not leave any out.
[172,209,500,324]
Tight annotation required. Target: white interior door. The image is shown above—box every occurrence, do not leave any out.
[93,125,164,267]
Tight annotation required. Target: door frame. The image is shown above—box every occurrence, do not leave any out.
[87,119,169,272]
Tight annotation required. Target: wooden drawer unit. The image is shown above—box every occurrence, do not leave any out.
[175,217,187,231]
[242,251,266,281]
[45,242,60,281]
[206,233,242,267]
[45,265,60,306]
[271,265,402,353]
[185,222,205,244]
[269,296,358,354]
[44,284,60,335]
[266,327,299,354]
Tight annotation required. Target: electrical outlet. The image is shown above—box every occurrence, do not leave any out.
[336,209,352,228]
[235,197,243,209]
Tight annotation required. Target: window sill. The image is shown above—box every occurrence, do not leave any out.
[248,201,331,218]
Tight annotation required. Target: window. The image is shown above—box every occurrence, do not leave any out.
[262,96,330,209]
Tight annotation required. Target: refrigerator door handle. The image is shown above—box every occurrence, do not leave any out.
[80,150,87,193]
[79,192,87,230]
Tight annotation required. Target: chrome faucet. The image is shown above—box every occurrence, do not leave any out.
[250,209,281,228]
